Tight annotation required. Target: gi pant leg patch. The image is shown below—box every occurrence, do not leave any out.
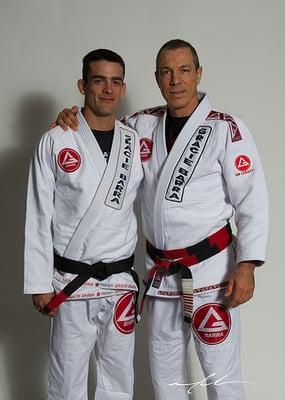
[113,292,135,334]
[192,303,231,345]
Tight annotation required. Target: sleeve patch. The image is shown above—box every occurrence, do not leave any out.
[235,154,254,176]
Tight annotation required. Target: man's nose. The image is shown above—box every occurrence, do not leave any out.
[104,80,113,93]
[170,70,180,85]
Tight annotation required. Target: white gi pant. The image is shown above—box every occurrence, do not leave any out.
[47,294,135,400]
[147,291,244,400]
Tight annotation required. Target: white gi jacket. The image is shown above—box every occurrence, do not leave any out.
[126,93,268,297]
[24,111,143,299]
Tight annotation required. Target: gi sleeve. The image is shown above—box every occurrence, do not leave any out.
[24,132,56,293]
[221,118,268,265]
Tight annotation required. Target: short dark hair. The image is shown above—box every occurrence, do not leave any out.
[156,39,200,71]
[82,49,125,83]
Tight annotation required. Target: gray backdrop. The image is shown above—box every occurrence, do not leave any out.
[0,1,283,399]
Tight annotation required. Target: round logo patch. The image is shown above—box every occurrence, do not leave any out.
[58,148,81,173]
[235,154,251,172]
[140,138,153,162]
[192,303,231,345]
[113,292,135,334]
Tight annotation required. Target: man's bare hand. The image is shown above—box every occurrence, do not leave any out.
[56,105,79,131]
[224,262,256,307]
[32,292,57,317]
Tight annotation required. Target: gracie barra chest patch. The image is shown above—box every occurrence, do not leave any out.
[57,148,81,173]
[105,128,135,210]
[166,126,212,202]
[192,303,231,345]
[140,138,153,162]
[113,292,135,334]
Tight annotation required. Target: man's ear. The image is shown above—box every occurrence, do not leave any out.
[155,70,159,86]
[77,79,86,95]
[121,82,127,98]
[196,66,203,85]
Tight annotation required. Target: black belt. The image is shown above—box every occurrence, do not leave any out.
[42,253,139,320]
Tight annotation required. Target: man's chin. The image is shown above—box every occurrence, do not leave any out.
[96,109,115,117]
[166,98,186,109]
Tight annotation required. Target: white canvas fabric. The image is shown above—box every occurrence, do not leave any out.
[48,294,135,400]
[126,92,268,297]
[24,111,143,299]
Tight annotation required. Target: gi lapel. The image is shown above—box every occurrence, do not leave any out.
[104,123,136,210]
[153,94,212,247]
[64,116,135,259]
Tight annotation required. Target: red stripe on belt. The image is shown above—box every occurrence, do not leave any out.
[139,223,232,324]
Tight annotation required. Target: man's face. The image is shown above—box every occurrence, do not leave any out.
[155,47,202,117]
[78,60,126,118]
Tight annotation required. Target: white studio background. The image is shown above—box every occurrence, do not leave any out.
[0,1,283,399]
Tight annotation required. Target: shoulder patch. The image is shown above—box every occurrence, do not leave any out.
[206,110,242,142]
[128,106,166,120]
[143,106,166,116]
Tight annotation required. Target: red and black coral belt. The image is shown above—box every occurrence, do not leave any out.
[140,223,232,324]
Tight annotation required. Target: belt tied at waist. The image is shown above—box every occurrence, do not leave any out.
[42,254,139,320]
[140,223,232,324]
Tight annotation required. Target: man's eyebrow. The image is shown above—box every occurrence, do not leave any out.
[160,64,191,70]
[90,74,123,81]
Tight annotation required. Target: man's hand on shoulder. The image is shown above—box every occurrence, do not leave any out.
[32,292,57,317]
[49,105,79,131]
[224,261,256,307]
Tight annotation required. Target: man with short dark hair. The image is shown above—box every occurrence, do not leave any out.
[55,39,268,400]
[24,49,143,400]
